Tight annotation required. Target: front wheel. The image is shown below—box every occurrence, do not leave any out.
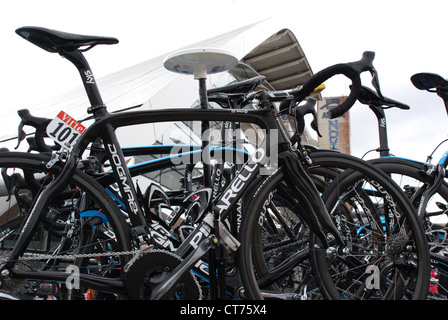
[238,169,322,300]
[238,152,430,300]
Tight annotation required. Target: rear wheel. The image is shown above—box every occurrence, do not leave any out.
[309,152,430,300]
[369,157,448,299]
[0,151,132,300]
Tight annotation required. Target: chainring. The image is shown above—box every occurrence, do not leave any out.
[125,250,201,300]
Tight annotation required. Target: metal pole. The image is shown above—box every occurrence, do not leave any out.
[198,77,212,189]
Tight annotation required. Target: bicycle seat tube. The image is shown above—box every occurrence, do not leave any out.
[63,48,149,229]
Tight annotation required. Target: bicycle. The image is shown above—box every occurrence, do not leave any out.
[0,26,430,300]
[356,77,448,228]
[0,102,430,300]
[3,74,316,300]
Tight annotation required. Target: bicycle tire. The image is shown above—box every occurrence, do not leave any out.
[369,157,448,226]
[238,168,318,300]
[0,151,132,300]
[369,157,448,299]
[239,151,430,300]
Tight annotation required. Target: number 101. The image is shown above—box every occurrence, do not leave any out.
[48,121,80,146]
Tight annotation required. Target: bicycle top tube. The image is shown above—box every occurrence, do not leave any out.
[71,107,285,156]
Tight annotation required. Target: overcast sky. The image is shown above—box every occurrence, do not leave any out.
[1,0,448,162]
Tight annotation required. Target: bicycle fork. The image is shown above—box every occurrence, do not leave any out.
[282,151,345,247]
[417,163,445,219]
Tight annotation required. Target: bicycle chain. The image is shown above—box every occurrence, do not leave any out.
[0,249,139,264]
[1,248,203,298]
[264,238,309,257]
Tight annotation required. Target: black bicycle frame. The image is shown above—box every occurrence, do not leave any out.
[4,45,282,257]
[5,109,289,290]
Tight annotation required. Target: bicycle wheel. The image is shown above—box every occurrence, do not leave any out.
[308,151,430,300]
[369,157,448,299]
[0,151,132,300]
[238,168,320,300]
[239,151,430,300]
[369,157,448,235]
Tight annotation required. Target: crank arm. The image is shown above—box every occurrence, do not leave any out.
[260,290,302,300]
[238,288,301,300]
[150,236,216,300]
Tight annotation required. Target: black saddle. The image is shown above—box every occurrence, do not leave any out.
[207,76,266,107]
[358,85,410,110]
[207,76,266,95]
[411,73,448,91]
[16,26,118,53]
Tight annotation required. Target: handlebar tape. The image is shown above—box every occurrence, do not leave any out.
[326,74,361,119]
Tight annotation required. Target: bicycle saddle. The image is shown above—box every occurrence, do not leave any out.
[358,85,410,109]
[207,76,266,107]
[411,72,448,91]
[207,76,266,95]
[16,26,118,53]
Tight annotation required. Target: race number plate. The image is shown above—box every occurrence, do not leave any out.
[46,111,85,149]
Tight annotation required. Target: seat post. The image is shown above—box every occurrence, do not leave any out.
[59,49,108,119]
[369,104,390,157]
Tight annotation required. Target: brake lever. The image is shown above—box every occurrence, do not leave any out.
[15,121,27,150]
[310,112,322,138]
[293,98,322,137]
[14,109,53,152]
[370,67,384,99]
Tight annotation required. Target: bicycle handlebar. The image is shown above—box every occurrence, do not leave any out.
[294,51,377,119]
